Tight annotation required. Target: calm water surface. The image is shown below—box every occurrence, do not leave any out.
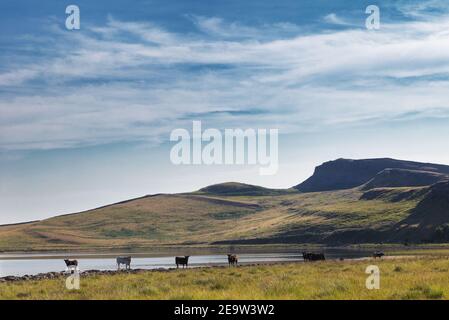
[0,249,372,277]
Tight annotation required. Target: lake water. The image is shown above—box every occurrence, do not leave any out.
[0,249,372,277]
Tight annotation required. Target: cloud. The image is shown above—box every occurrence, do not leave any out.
[395,0,449,18]
[189,15,302,39]
[323,13,354,26]
[1,12,449,151]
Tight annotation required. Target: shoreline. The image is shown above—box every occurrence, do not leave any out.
[0,261,304,282]
[1,243,446,260]
[0,255,416,283]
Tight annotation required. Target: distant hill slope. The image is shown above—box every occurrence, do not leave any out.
[2,158,449,251]
[0,194,263,251]
[362,168,448,190]
[198,182,291,196]
[294,158,449,192]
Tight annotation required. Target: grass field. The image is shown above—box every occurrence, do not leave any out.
[2,257,449,300]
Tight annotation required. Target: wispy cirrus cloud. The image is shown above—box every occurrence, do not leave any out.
[395,0,449,18]
[188,15,302,39]
[2,8,449,151]
[323,13,354,26]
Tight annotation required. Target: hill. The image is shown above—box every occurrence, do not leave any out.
[1,157,449,251]
[391,181,449,242]
[0,194,264,251]
[197,182,290,196]
[0,185,436,250]
[294,158,449,192]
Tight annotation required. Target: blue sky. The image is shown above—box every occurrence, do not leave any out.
[1,0,449,224]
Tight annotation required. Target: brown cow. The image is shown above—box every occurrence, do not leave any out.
[175,256,190,268]
[227,254,238,267]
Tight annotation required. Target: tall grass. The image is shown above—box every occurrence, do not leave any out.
[1,257,449,300]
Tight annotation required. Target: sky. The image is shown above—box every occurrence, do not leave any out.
[1,0,449,224]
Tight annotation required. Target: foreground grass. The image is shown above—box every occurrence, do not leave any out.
[2,257,449,300]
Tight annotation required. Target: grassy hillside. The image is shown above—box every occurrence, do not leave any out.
[2,157,449,251]
[0,184,429,251]
[198,182,292,196]
[2,257,449,299]
[362,169,447,190]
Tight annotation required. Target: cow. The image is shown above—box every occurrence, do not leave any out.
[64,259,78,273]
[117,256,132,270]
[227,254,238,267]
[175,256,190,269]
[302,252,325,261]
[373,251,385,259]
[64,259,78,267]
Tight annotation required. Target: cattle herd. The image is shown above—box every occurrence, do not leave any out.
[302,252,325,261]
[63,251,384,271]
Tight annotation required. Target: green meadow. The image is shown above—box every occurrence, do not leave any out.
[2,257,449,300]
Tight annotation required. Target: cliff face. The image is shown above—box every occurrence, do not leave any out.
[407,181,449,225]
[294,158,449,192]
[390,181,449,242]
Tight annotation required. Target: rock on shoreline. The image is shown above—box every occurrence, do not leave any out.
[0,268,172,283]
[0,261,293,283]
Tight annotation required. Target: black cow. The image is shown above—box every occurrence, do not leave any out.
[373,251,385,259]
[175,256,190,268]
[302,252,325,261]
[227,254,238,267]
